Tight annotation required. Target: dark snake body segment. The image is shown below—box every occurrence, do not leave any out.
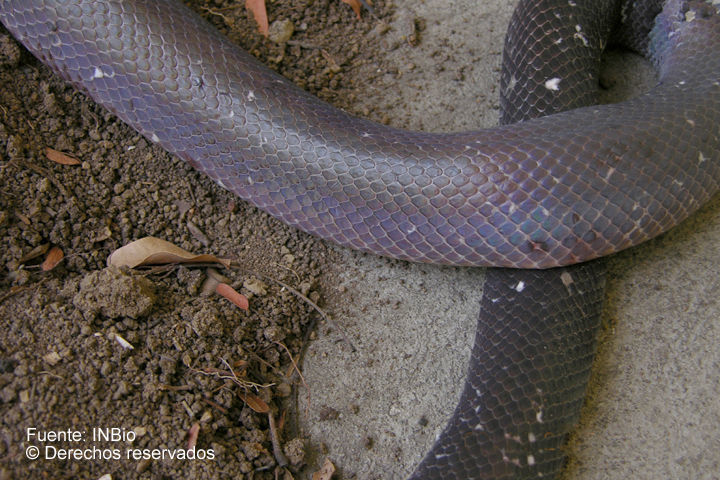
[412,2,619,476]
[1,0,719,269]
[1,0,719,479]
[410,263,607,478]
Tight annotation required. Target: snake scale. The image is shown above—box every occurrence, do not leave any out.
[1,0,719,478]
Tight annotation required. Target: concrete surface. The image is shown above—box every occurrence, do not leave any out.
[300,1,720,479]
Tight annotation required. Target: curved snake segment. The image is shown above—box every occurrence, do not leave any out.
[1,1,719,479]
[1,0,719,269]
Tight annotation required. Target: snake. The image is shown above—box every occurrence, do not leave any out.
[1,0,719,478]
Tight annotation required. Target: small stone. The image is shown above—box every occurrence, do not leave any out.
[43,352,61,366]
[283,437,305,466]
[268,19,294,44]
[263,325,286,342]
[0,385,16,403]
[276,382,292,397]
[243,277,268,296]
[135,459,151,474]
[299,280,313,296]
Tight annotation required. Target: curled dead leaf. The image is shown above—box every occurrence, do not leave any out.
[41,246,64,271]
[19,243,50,264]
[238,391,270,413]
[215,282,249,311]
[45,147,81,165]
[107,237,231,269]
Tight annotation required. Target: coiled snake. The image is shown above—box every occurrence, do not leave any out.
[1,0,719,478]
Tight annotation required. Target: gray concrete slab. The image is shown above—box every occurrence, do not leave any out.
[300,1,720,478]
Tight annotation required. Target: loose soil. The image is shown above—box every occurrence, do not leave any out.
[0,0,406,478]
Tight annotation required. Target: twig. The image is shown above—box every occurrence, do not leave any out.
[202,396,228,414]
[17,157,69,198]
[189,358,274,390]
[0,278,47,304]
[157,384,194,392]
[275,341,311,414]
[267,411,288,468]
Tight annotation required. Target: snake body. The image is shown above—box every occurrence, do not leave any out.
[2,0,719,478]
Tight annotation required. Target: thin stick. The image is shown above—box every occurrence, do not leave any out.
[276,341,311,415]
[267,412,288,468]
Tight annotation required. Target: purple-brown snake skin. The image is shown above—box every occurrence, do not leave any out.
[1,0,719,478]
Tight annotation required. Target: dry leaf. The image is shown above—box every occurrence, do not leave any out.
[340,0,369,19]
[216,282,249,311]
[246,0,269,36]
[187,423,200,450]
[19,243,50,264]
[312,458,336,480]
[238,391,270,413]
[45,147,81,165]
[41,246,64,271]
[107,237,231,269]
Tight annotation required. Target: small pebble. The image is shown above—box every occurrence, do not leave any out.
[268,19,294,44]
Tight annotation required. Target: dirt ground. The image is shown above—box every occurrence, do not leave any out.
[2,1,720,480]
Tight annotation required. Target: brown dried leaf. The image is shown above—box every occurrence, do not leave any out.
[187,423,200,450]
[215,282,249,311]
[45,147,81,165]
[107,236,231,269]
[245,0,269,37]
[238,391,270,413]
[41,246,64,271]
[340,0,369,19]
[312,458,336,480]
